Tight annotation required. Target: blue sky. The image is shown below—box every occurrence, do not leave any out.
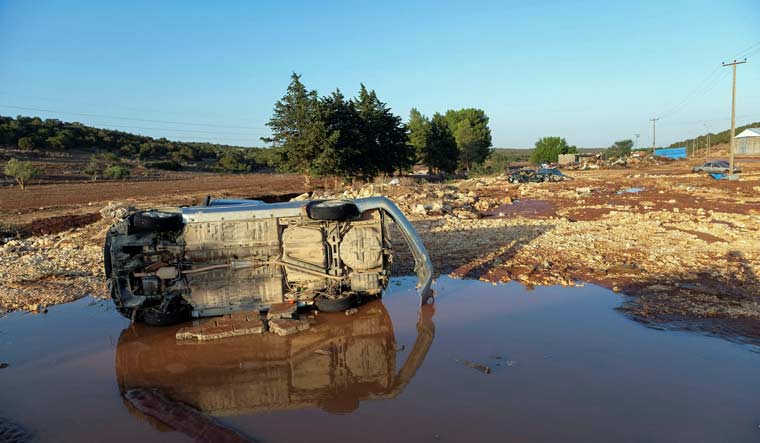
[0,0,758,148]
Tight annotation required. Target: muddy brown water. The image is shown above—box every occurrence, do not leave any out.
[1,277,759,442]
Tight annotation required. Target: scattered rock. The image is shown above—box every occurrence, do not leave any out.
[290,192,310,201]
[99,201,135,220]
[269,318,311,336]
[266,302,297,320]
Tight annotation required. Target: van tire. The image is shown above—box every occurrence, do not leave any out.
[307,200,361,221]
[315,293,357,312]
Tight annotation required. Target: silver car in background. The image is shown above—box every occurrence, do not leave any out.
[692,160,741,174]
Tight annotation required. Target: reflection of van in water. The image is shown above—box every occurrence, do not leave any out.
[115,300,435,417]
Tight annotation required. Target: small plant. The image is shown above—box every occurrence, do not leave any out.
[4,158,40,190]
[103,165,130,180]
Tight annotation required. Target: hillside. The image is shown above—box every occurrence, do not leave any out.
[0,115,273,173]
[669,121,760,149]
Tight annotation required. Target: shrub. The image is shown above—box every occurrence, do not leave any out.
[103,165,130,180]
[83,152,122,180]
[4,158,40,190]
[17,137,38,151]
[219,151,251,173]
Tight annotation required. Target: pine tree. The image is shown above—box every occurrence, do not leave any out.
[407,108,431,165]
[426,113,459,173]
[262,73,337,175]
[445,108,492,170]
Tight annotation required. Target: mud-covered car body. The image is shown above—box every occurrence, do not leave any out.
[104,197,432,322]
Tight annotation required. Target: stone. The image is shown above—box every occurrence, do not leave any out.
[266,302,297,320]
[290,192,310,201]
[176,312,265,341]
[269,318,311,336]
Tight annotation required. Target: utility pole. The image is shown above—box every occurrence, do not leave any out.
[722,58,747,174]
[703,123,710,157]
[634,133,640,149]
[649,118,659,150]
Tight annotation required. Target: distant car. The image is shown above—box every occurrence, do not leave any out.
[692,161,741,174]
[508,168,570,183]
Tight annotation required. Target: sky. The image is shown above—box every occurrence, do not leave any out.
[0,0,759,149]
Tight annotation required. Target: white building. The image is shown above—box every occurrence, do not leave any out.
[735,127,760,155]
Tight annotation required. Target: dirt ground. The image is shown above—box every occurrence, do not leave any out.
[1,150,759,341]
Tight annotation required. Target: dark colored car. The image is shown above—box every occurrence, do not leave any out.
[508,168,570,183]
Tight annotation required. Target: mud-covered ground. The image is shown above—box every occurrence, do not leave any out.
[1,151,759,340]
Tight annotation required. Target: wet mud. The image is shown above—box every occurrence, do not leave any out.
[1,277,759,442]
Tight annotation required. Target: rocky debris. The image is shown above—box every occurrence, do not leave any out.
[176,312,266,341]
[99,201,135,221]
[269,318,311,336]
[290,192,311,201]
[266,302,297,320]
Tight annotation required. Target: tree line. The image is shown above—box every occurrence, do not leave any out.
[263,73,492,176]
[0,115,266,172]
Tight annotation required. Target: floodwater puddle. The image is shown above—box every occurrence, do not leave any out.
[484,199,556,218]
[1,277,760,442]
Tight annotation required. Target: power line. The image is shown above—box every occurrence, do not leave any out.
[733,40,760,59]
[657,66,727,119]
[0,104,269,131]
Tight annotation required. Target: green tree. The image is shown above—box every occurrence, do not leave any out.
[321,89,364,177]
[218,150,252,173]
[17,136,37,151]
[407,108,431,164]
[83,153,121,180]
[4,158,40,190]
[530,136,577,164]
[353,84,413,175]
[103,165,130,180]
[425,113,459,173]
[444,108,492,170]
[605,139,634,159]
[262,73,337,176]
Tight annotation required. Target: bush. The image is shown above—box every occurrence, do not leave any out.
[145,160,182,171]
[103,165,130,180]
[83,152,122,180]
[17,137,38,151]
[4,158,40,189]
[218,151,252,173]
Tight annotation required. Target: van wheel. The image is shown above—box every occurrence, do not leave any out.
[307,200,361,221]
[315,293,357,312]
